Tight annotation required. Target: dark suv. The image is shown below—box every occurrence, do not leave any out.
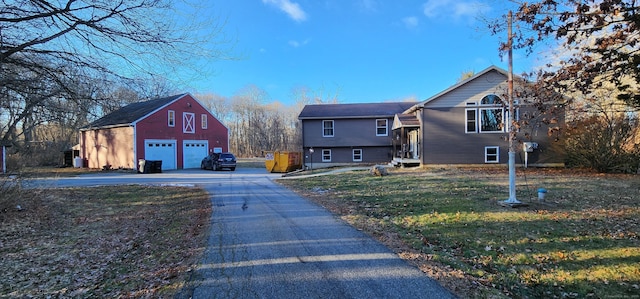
[201,152,237,171]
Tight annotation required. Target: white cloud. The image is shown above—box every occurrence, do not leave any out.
[422,0,490,19]
[402,16,419,29]
[422,0,448,18]
[262,0,307,22]
[357,0,379,13]
[289,40,301,47]
[288,38,311,48]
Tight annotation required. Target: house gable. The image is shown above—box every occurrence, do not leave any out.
[419,66,510,109]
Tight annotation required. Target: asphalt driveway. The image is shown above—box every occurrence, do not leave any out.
[26,168,455,298]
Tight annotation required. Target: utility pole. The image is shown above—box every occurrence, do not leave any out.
[503,10,522,205]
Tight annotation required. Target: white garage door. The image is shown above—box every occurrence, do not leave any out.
[144,139,177,170]
[183,140,209,169]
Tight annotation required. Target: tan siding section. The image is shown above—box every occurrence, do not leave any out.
[425,70,509,108]
[81,127,134,169]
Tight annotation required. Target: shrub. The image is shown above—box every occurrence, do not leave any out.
[563,114,639,173]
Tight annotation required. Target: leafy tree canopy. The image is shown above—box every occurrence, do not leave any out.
[491,0,640,109]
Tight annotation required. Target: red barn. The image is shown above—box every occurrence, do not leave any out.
[79,93,228,170]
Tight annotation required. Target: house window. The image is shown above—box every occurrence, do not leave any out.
[353,149,362,162]
[466,95,523,133]
[376,119,388,136]
[485,146,499,163]
[323,120,334,137]
[479,108,504,132]
[465,94,505,133]
[465,109,477,133]
[322,149,331,162]
[504,109,520,132]
[481,94,503,105]
[168,110,175,127]
[183,112,195,134]
[201,114,208,129]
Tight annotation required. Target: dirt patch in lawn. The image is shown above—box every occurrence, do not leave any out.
[0,185,211,298]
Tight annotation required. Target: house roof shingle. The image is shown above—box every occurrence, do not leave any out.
[298,102,416,119]
[82,93,187,129]
[392,113,420,129]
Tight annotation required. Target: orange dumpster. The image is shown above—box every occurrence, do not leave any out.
[265,151,302,173]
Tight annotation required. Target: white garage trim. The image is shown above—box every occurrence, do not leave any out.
[144,139,177,170]
[183,140,209,169]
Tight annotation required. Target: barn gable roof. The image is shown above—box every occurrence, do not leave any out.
[82,93,187,130]
[298,102,416,120]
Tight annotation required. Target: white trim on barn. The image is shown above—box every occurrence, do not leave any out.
[183,140,208,169]
[183,112,195,134]
[144,139,177,170]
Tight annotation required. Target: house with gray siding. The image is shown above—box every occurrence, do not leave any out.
[298,102,415,168]
[392,65,564,167]
[298,65,565,168]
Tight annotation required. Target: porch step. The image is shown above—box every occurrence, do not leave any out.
[391,158,420,168]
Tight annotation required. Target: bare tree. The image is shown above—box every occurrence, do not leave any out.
[196,93,232,125]
[0,0,230,165]
[290,85,341,105]
[457,70,475,82]
[1,0,228,79]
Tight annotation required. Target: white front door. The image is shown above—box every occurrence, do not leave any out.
[409,130,419,159]
[183,140,209,169]
[144,139,177,170]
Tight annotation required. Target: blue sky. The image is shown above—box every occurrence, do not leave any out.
[193,0,538,104]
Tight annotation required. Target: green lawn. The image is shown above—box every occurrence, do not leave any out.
[278,167,640,298]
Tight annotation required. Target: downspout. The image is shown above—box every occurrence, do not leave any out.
[416,106,424,167]
[301,120,306,169]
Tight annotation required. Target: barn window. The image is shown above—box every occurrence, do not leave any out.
[183,112,195,134]
[168,110,175,127]
[201,114,208,129]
